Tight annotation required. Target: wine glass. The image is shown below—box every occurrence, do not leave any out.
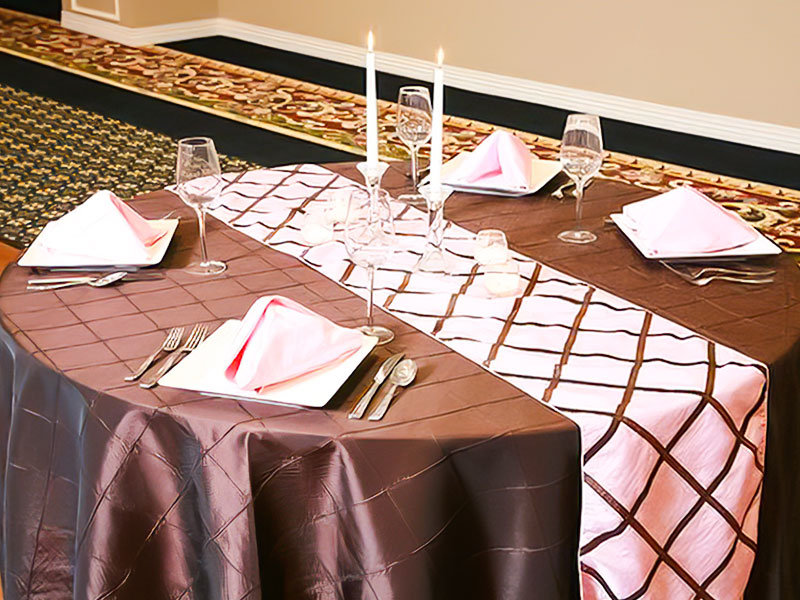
[175,137,226,275]
[344,188,396,344]
[558,114,603,244]
[396,86,432,203]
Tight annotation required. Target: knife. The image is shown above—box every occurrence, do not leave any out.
[348,352,404,419]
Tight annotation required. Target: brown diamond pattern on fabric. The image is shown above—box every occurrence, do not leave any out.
[199,165,767,600]
[0,162,778,599]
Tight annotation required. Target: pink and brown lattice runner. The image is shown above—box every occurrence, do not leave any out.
[208,164,767,599]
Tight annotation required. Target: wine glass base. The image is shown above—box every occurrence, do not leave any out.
[184,260,227,275]
[558,229,597,244]
[359,325,394,345]
[414,246,451,274]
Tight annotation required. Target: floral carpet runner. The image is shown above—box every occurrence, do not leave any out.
[209,164,767,599]
[1,8,800,252]
[0,84,256,246]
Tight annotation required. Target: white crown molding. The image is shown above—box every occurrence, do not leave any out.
[59,11,800,155]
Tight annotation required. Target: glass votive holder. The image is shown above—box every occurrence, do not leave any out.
[474,229,509,265]
[326,188,351,225]
[300,204,334,245]
[483,260,521,297]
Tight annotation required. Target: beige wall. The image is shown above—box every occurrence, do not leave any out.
[222,0,800,129]
[64,0,117,15]
[121,0,216,27]
[65,0,800,129]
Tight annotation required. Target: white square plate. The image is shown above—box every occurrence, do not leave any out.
[609,213,782,260]
[18,218,180,268]
[431,153,562,197]
[158,320,378,407]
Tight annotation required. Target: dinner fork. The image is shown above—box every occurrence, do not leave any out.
[660,261,776,280]
[685,274,774,286]
[125,327,184,382]
[661,261,775,285]
[139,324,208,389]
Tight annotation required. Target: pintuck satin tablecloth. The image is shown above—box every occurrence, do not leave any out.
[0,174,581,597]
[0,162,797,600]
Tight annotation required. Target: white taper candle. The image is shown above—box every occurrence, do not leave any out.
[430,47,444,197]
[366,31,378,169]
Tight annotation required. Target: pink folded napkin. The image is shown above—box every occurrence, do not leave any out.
[224,296,364,391]
[447,130,533,190]
[40,190,166,262]
[621,186,758,255]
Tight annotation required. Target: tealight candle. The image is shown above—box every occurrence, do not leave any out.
[483,261,521,297]
[326,189,350,224]
[475,229,509,265]
[301,207,334,245]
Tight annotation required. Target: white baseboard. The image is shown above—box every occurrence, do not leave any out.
[60,11,800,155]
[61,11,218,46]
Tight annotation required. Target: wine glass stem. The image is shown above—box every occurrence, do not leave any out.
[574,179,585,231]
[366,266,375,327]
[410,145,419,187]
[196,207,210,265]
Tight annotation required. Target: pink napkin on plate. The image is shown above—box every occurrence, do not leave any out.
[446,130,533,190]
[39,190,166,262]
[621,186,758,255]
[224,296,365,391]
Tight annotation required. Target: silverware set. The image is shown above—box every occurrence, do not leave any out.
[348,353,417,421]
[27,271,164,291]
[660,261,776,285]
[125,324,208,389]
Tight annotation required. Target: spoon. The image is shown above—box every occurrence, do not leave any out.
[26,271,129,291]
[368,359,418,421]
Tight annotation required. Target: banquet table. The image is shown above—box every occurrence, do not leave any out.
[0,161,797,600]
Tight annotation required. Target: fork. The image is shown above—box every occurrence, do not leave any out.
[125,327,184,382]
[661,261,775,285]
[660,261,776,280]
[139,324,208,389]
[551,178,595,199]
[680,273,773,286]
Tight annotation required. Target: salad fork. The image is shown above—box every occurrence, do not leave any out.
[140,324,208,388]
[125,327,184,382]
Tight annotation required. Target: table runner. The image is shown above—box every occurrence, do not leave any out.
[209,164,767,599]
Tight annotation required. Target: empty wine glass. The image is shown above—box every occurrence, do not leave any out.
[344,188,396,344]
[558,114,603,244]
[175,137,226,274]
[396,86,432,203]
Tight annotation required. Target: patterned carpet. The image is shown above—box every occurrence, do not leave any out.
[0,84,255,246]
[1,7,800,251]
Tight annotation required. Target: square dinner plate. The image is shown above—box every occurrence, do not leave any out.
[18,219,180,268]
[157,320,378,407]
[431,153,562,197]
[609,213,782,260]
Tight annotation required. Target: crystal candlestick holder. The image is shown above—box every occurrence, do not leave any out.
[414,185,451,274]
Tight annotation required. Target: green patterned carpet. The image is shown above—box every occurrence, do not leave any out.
[0,83,257,246]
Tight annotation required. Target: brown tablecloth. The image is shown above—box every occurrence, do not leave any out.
[396,163,800,600]
[0,161,798,599]
[0,165,582,599]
